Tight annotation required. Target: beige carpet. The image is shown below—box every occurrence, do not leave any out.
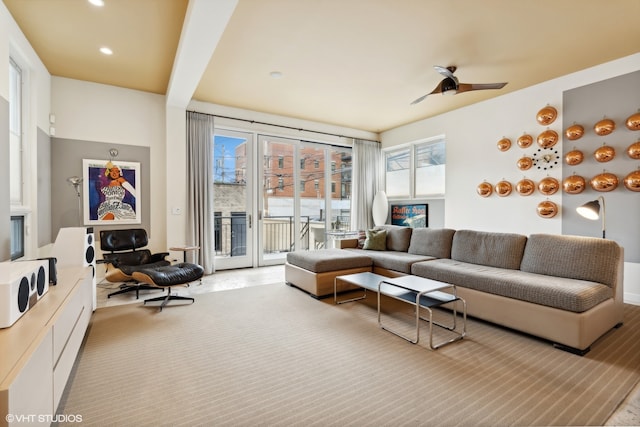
[57,283,640,426]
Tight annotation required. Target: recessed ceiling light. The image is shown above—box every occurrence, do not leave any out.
[99,47,113,55]
[269,71,283,79]
[88,0,104,6]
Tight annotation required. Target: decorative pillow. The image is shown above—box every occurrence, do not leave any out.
[356,230,367,249]
[363,229,387,251]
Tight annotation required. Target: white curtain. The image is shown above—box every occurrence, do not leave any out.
[186,111,215,274]
[350,139,382,230]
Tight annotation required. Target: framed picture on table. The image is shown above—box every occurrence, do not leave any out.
[83,159,141,225]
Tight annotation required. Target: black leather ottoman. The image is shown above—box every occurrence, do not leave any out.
[131,263,205,311]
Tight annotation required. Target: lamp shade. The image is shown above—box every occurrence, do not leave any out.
[576,200,600,220]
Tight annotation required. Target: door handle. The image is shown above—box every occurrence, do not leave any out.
[248,214,252,229]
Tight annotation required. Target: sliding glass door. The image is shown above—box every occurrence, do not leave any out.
[258,135,352,264]
[213,129,254,270]
[212,129,352,269]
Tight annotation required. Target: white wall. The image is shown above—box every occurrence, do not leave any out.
[381,53,640,304]
[51,77,167,253]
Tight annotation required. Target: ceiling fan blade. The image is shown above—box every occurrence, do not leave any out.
[457,82,508,93]
[410,80,446,105]
[434,65,456,80]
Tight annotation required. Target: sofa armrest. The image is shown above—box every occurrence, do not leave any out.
[339,238,359,249]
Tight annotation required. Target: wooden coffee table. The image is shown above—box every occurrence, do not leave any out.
[334,272,466,350]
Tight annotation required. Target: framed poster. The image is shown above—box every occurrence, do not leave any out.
[83,159,141,225]
[390,204,428,228]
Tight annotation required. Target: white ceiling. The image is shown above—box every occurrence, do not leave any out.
[4,0,640,133]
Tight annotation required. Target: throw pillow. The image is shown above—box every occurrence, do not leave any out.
[357,230,366,249]
[363,228,387,251]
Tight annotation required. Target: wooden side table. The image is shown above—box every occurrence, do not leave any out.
[170,246,199,263]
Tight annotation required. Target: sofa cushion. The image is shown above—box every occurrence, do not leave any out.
[345,248,435,274]
[286,249,372,273]
[520,234,621,288]
[363,229,387,250]
[408,228,456,258]
[375,225,412,252]
[411,259,612,313]
[451,229,527,270]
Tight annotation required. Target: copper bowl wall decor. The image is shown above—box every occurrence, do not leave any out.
[565,124,584,140]
[516,178,535,196]
[495,180,512,197]
[623,170,640,192]
[626,112,640,131]
[590,172,619,192]
[627,140,640,159]
[497,137,512,151]
[562,174,586,194]
[537,129,558,148]
[537,200,559,218]
[594,144,616,162]
[477,181,493,197]
[536,105,557,126]
[517,133,533,148]
[565,149,584,165]
[538,176,560,195]
[517,156,533,170]
[594,118,615,136]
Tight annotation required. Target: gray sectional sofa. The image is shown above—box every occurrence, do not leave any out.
[284,226,624,354]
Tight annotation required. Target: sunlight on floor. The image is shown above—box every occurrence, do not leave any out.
[96,265,285,309]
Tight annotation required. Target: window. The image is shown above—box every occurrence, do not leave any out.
[10,216,24,260]
[331,161,336,172]
[385,148,410,198]
[314,180,319,190]
[278,156,284,169]
[384,137,445,199]
[314,159,319,168]
[415,140,445,196]
[9,58,22,206]
[300,158,305,169]
[278,177,284,191]
[331,182,336,193]
[299,180,306,192]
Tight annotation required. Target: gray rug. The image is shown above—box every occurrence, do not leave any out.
[57,283,640,426]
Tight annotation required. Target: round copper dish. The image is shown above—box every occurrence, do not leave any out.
[626,112,640,131]
[537,129,558,148]
[623,170,640,192]
[517,156,533,171]
[537,200,558,218]
[517,134,533,148]
[477,182,493,197]
[594,118,615,136]
[497,137,512,152]
[515,178,535,196]
[495,180,512,197]
[562,175,586,194]
[590,172,618,192]
[536,106,557,126]
[538,176,560,195]
[627,141,640,159]
[564,124,584,141]
[594,144,616,162]
[565,149,584,166]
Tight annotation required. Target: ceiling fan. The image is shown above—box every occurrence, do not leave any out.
[411,65,507,105]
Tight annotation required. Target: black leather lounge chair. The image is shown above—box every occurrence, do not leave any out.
[98,228,171,299]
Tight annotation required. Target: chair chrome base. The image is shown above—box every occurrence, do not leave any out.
[108,283,161,299]
[143,287,194,312]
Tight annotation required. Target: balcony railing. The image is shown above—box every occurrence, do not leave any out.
[214,215,350,258]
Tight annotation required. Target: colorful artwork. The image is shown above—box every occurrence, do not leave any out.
[390,204,428,228]
[83,159,141,225]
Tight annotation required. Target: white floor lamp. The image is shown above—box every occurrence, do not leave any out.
[67,176,83,226]
[576,196,606,238]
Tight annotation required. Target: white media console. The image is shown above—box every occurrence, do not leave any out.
[0,266,93,426]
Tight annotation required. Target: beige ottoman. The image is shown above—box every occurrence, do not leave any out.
[285,249,372,298]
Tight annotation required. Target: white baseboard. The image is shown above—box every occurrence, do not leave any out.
[624,292,640,306]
